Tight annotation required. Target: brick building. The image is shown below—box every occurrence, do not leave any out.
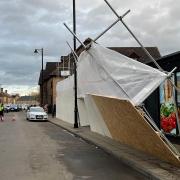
[38,61,69,109]
[0,88,15,104]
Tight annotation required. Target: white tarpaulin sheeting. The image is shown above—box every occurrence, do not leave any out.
[57,42,167,105]
[76,42,167,105]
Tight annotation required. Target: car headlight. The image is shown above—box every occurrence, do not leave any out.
[30,114,35,118]
[44,115,48,119]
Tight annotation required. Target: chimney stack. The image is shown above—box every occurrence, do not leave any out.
[5,90,7,94]
[1,88,3,93]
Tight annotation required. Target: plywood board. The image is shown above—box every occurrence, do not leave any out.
[92,95,180,167]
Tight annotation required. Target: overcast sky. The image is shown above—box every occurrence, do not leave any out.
[0,0,179,95]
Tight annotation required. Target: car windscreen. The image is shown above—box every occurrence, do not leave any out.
[30,108,44,112]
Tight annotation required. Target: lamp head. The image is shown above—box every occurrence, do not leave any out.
[34,49,39,53]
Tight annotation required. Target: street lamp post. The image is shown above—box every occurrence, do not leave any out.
[73,0,79,128]
[34,48,44,106]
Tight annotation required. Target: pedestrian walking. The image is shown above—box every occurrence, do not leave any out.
[44,104,48,113]
[0,100,4,122]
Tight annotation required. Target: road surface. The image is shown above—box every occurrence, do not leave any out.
[0,112,147,180]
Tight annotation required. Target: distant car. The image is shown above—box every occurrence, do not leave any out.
[4,104,11,113]
[26,106,48,121]
[10,104,18,112]
[17,104,22,111]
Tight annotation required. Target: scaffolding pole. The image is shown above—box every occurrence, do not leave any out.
[94,10,130,42]
[64,23,86,49]
[103,0,163,71]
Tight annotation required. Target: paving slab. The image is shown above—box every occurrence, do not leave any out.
[49,117,180,180]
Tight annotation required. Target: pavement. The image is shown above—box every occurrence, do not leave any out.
[49,116,180,180]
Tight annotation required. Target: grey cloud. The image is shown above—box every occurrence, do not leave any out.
[0,0,180,94]
[126,1,180,54]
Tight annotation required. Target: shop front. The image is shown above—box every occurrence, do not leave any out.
[145,51,180,137]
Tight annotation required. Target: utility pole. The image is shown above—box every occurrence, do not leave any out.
[73,0,79,128]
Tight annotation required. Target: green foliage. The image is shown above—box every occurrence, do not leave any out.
[160,103,175,117]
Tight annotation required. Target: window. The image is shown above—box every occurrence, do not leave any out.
[159,75,177,134]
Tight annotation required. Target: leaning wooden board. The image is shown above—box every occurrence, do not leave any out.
[92,95,180,167]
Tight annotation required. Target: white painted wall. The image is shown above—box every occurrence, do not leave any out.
[56,89,89,126]
[56,78,111,135]
[78,98,89,126]
[84,94,112,138]
[56,89,74,124]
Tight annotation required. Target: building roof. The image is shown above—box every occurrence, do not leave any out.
[156,51,180,61]
[38,62,57,85]
[45,62,57,73]
[69,38,161,64]
[44,62,57,80]
[147,51,180,71]
[17,96,37,101]
[75,38,92,56]
[71,37,161,64]
[38,57,76,84]
[109,47,161,64]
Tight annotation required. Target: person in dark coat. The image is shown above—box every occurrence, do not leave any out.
[52,104,56,118]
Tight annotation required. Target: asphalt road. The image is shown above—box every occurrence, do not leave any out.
[0,112,147,180]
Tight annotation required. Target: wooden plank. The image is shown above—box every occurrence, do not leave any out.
[92,95,180,167]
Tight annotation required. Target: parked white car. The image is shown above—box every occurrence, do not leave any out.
[26,106,48,121]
